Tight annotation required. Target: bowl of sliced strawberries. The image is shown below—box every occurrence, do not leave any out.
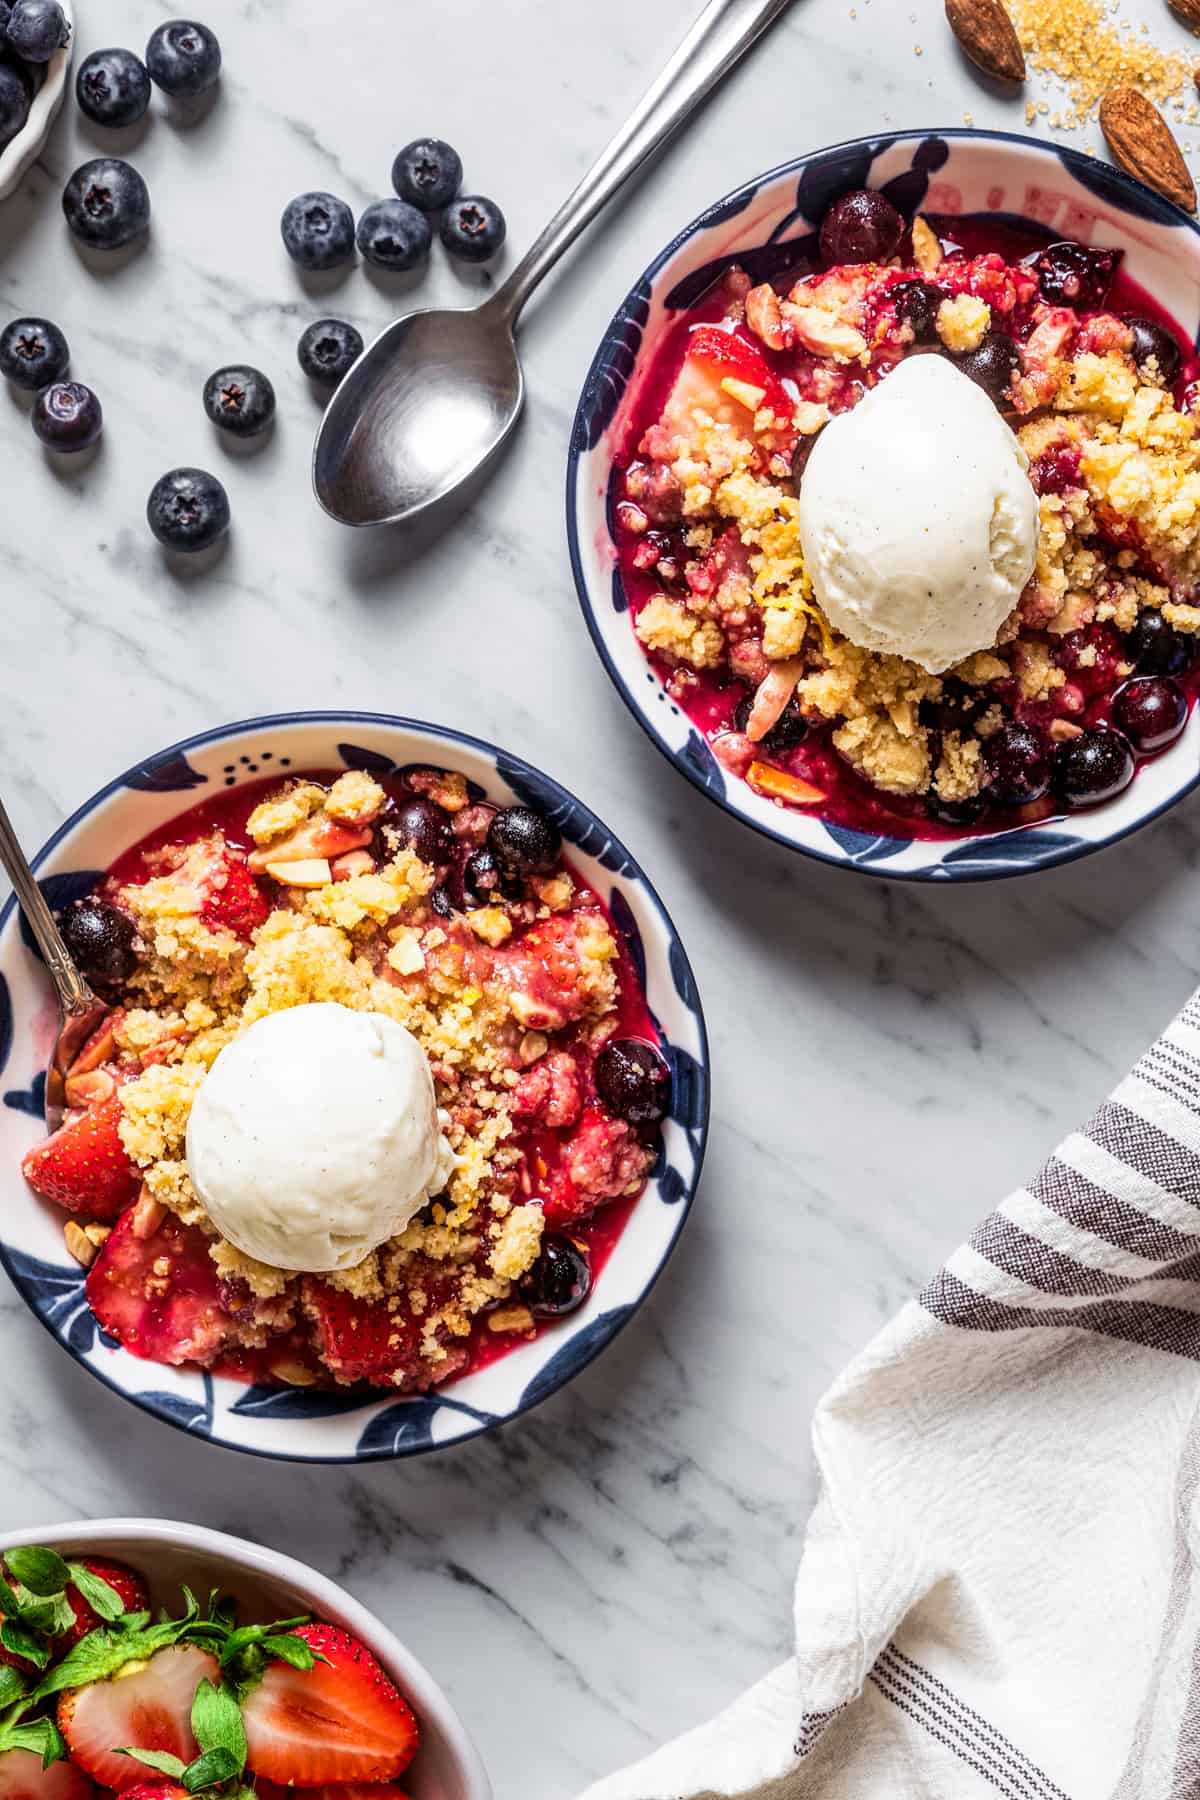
[0,1519,491,1800]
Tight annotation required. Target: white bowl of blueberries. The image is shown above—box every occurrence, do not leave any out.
[0,0,73,199]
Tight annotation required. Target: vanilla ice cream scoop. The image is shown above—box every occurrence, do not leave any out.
[186,1003,451,1272]
[797,355,1038,674]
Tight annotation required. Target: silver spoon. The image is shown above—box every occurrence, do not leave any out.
[0,797,107,1133]
[313,0,793,528]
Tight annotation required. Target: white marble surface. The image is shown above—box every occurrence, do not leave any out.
[3,1,1200,1794]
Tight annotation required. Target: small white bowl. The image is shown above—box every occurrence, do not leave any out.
[0,1518,492,1800]
[0,0,73,201]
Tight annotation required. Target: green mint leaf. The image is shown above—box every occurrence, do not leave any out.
[190,1680,246,1770]
[259,1636,314,1672]
[66,1564,127,1624]
[0,1584,21,1622]
[4,1550,71,1599]
[119,1749,188,1779]
[0,1621,47,1671]
[0,1666,25,1711]
[183,1748,240,1792]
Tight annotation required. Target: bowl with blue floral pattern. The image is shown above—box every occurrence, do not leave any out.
[0,713,708,1461]
[568,128,1200,881]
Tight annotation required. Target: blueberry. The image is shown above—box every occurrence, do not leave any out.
[297,318,362,387]
[790,435,816,490]
[0,58,30,146]
[62,157,150,249]
[32,382,101,452]
[1051,727,1134,808]
[394,797,452,864]
[819,189,904,266]
[392,137,462,212]
[460,847,518,908]
[983,721,1050,805]
[145,19,220,97]
[594,1038,671,1128]
[59,897,138,990]
[488,805,560,877]
[202,364,275,437]
[356,198,432,272]
[1125,316,1182,387]
[926,790,988,827]
[440,195,506,263]
[954,331,1022,406]
[5,0,68,61]
[919,679,989,735]
[75,47,151,127]
[1033,242,1121,310]
[1112,676,1188,755]
[146,467,230,551]
[732,692,807,750]
[892,278,946,343]
[0,316,68,389]
[521,1235,591,1318]
[280,191,355,271]
[1128,607,1193,677]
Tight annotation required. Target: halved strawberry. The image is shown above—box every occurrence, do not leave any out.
[0,1750,93,1800]
[241,1624,418,1785]
[86,1208,236,1367]
[198,857,269,941]
[663,324,790,433]
[247,819,372,874]
[300,1283,417,1387]
[57,1643,218,1791]
[59,1559,149,1655]
[21,1096,140,1221]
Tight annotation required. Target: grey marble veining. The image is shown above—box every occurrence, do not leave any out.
[3,1,1200,1794]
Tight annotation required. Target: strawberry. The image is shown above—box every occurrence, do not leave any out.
[87,1208,236,1368]
[199,857,269,941]
[0,1750,93,1800]
[118,1786,188,1800]
[300,1283,415,1386]
[257,1783,412,1800]
[59,1560,148,1655]
[241,1624,418,1785]
[21,1095,140,1221]
[57,1643,218,1791]
[664,324,791,433]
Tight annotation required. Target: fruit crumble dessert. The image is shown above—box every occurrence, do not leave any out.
[0,1540,419,1800]
[612,186,1200,837]
[20,765,671,1392]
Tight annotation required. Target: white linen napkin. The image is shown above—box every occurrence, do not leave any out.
[583,988,1200,1800]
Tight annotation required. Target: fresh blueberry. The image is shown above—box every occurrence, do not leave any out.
[892,278,946,343]
[0,58,30,147]
[439,195,505,263]
[297,318,362,387]
[983,721,1050,805]
[1127,607,1194,677]
[62,157,150,248]
[31,381,102,452]
[146,467,230,551]
[594,1038,671,1127]
[75,48,151,127]
[393,796,452,864]
[202,364,275,437]
[521,1235,591,1318]
[1051,727,1134,808]
[5,0,68,61]
[487,805,560,877]
[819,188,904,266]
[145,19,220,97]
[356,198,431,272]
[59,897,138,990]
[280,191,355,271]
[1125,316,1183,387]
[1111,676,1188,755]
[1033,242,1121,310]
[0,316,68,389]
[954,331,1022,406]
[732,692,807,750]
[392,137,462,212]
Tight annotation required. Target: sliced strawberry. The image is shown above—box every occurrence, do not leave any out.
[513,1051,582,1130]
[87,1208,236,1367]
[0,1750,93,1800]
[198,856,269,941]
[543,1107,654,1226]
[241,1623,418,1785]
[300,1282,420,1387]
[664,324,790,433]
[57,1643,218,1791]
[59,1559,149,1655]
[247,819,372,874]
[119,1785,188,1800]
[501,914,610,1033]
[22,1095,140,1221]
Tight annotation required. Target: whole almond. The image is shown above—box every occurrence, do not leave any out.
[945,0,1025,82]
[1100,86,1196,213]
[1169,0,1200,28]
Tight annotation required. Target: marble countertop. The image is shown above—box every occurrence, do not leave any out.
[4,0,1200,1793]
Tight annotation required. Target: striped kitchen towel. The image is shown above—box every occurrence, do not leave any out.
[584,989,1200,1800]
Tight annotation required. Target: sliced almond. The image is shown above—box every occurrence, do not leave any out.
[64,1221,100,1269]
[781,302,867,363]
[911,215,944,274]
[719,375,767,411]
[746,657,807,743]
[1100,86,1196,214]
[264,856,333,887]
[748,763,826,806]
[945,0,1025,82]
[488,1305,536,1336]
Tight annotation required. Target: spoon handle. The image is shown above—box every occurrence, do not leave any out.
[0,794,96,1016]
[489,0,793,324]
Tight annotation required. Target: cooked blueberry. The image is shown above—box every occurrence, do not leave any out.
[146,467,229,550]
[790,435,816,490]
[520,1235,591,1318]
[6,0,68,59]
[1125,316,1183,387]
[32,382,101,451]
[145,19,220,96]
[356,198,432,272]
[488,805,560,877]
[954,331,1022,406]
[732,692,807,750]
[430,884,454,919]
[0,316,68,389]
[818,188,904,266]
[440,195,506,263]
[75,47,151,126]
[892,278,945,342]
[202,364,275,437]
[1051,727,1134,807]
[392,137,462,212]
[983,721,1050,805]
[58,897,138,989]
[297,318,362,387]
[1128,607,1194,677]
[460,847,513,908]
[62,157,150,248]
[0,59,31,146]
[926,789,988,827]
[1112,676,1188,755]
[1054,622,1125,697]
[595,1038,671,1127]
[1033,242,1121,309]
[919,679,989,735]
[280,191,355,271]
[394,796,452,864]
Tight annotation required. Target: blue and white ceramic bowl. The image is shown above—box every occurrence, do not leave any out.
[0,714,709,1461]
[567,129,1200,882]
